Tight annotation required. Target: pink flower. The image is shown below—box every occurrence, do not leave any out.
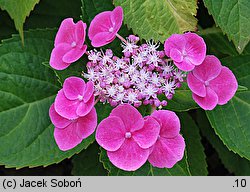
[50,18,87,70]
[96,104,160,171]
[88,6,123,47]
[54,77,95,119]
[148,110,185,168]
[49,104,97,151]
[164,32,206,71]
[187,55,238,110]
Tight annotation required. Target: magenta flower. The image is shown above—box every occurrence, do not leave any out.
[49,104,97,151]
[54,77,95,119]
[50,18,87,70]
[148,110,185,168]
[96,104,160,171]
[187,55,238,110]
[164,32,206,71]
[88,6,123,47]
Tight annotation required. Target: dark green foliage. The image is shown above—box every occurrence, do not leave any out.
[0,0,249,175]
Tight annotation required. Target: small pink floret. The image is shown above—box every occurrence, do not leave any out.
[164,32,206,71]
[187,55,238,110]
[88,6,123,47]
[148,110,185,168]
[54,77,95,119]
[50,18,87,70]
[96,104,160,171]
[49,104,97,151]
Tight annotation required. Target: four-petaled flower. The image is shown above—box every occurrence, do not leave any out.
[164,32,206,71]
[88,6,123,47]
[50,18,87,70]
[49,104,97,151]
[54,77,95,119]
[149,110,185,168]
[187,55,238,110]
[96,104,160,171]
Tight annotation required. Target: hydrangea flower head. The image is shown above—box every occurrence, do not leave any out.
[148,110,185,168]
[187,55,238,110]
[164,32,206,71]
[96,104,160,171]
[45,4,241,173]
[55,77,95,119]
[88,6,123,47]
[50,18,87,70]
[49,104,97,151]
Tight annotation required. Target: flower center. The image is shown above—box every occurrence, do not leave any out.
[78,95,84,101]
[204,81,210,87]
[109,27,114,33]
[71,41,77,48]
[182,50,187,57]
[125,132,132,139]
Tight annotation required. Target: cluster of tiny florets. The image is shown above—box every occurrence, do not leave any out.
[84,35,186,108]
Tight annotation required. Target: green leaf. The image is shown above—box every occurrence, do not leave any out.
[160,83,199,112]
[205,55,250,159]
[163,90,198,112]
[0,29,94,168]
[197,110,250,176]
[72,142,107,176]
[113,0,198,42]
[206,91,250,160]
[100,148,191,176]
[221,55,250,89]
[0,0,40,44]
[203,0,250,53]
[199,27,250,58]
[199,27,239,57]
[205,53,250,160]
[178,113,208,175]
